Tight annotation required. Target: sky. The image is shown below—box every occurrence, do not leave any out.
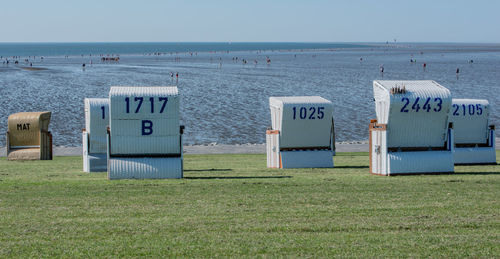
[1,0,499,43]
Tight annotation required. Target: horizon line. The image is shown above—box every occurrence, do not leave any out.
[0,41,499,44]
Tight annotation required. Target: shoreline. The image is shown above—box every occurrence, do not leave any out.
[0,142,370,157]
[2,139,499,157]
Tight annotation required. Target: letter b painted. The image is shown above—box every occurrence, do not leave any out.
[141,120,153,135]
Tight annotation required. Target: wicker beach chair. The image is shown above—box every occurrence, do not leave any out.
[6,112,53,160]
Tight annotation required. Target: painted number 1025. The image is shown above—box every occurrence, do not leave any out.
[292,106,325,120]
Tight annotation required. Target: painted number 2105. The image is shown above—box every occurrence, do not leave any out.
[292,106,325,120]
[452,104,483,116]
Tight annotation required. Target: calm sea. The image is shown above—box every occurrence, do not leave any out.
[1,42,499,146]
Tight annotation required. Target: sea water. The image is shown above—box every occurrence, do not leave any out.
[0,42,499,146]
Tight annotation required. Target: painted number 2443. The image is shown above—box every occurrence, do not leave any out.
[400,97,443,113]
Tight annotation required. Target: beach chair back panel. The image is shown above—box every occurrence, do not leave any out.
[449,99,490,144]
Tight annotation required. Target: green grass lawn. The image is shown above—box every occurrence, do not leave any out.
[0,152,499,258]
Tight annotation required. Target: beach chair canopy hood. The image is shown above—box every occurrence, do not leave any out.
[7,111,52,160]
[8,111,51,147]
[269,96,334,149]
[373,80,452,148]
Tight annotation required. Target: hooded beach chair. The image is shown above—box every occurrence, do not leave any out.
[449,99,496,164]
[82,98,109,172]
[369,80,454,175]
[107,86,184,179]
[266,96,335,168]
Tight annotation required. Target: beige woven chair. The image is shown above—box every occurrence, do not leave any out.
[6,112,53,160]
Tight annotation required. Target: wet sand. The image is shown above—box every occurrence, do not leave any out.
[19,67,48,71]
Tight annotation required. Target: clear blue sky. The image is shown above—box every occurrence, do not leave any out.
[2,0,499,43]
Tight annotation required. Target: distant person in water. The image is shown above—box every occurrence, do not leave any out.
[423,63,426,70]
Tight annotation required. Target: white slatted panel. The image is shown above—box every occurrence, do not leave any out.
[280,150,334,168]
[371,129,388,175]
[388,151,454,174]
[84,98,109,153]
[454,146,496,164]
[266,132,279,168]
[84,153,108,172]
[108,157,182,179]
[109,86,180,155]
[449,99,489,144]
[373,80,452,148]
[270,96,333,149]
[111,136,180,154]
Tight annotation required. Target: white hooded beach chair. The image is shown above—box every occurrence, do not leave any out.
[107,86,184,179]
[266,96,335,168]
[82,98,109,172]
[369,80,454,175]
[449,99,496,164]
